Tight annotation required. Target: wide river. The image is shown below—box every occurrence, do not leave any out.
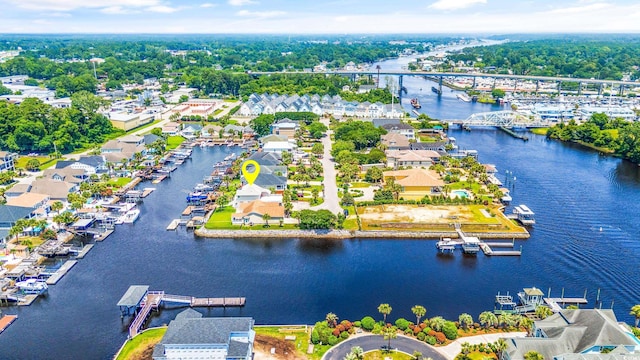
[2,55,640,359]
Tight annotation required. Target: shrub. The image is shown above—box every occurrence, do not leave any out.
[341,320,352,330]
[328,335,339,346]
[417,332,426,341]
[425,336,437,345]
[435,332,447,344]
[423,327,432,334]
[413,327,421,335]
[340,331,349,339]
[353,321,362,328]
[361,316,376,331]
[336,324,345,332]
[395,318,410,331]
[419,322,427,329]
[311,329,320,344]
[442,321,458,340]
[405,328,413,335]
[332,328,341,337]
[372,323,383,335]
[428,330,437,337]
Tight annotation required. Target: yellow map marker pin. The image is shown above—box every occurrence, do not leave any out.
[241,160,260,185]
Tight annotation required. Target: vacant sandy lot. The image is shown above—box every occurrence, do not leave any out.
[253,334,306,360]
[358,205,473,223]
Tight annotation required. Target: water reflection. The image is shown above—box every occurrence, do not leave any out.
[297,239,344,254]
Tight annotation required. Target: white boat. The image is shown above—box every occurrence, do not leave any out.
[457,93,472,102]
[122,209,140,224]
[16,279,48,294]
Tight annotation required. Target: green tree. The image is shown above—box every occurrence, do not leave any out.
[458,313,473,330]
[311,142,324,156]
[382,326,398,350]
[535,306,553,320]
[479,311,498,329]
[51,201,64,214]
[412,305,427,325]
[261,213,271,227]
[326,312,338,328]
[365,167,383,183]
[25,158,40,171]
[630,304,640,327]
[495,339,508,360]
[491,88,506,99]
[179,94,189,103]
[523,351,544,360]
[378,303,392,323]
[307,121,328,139]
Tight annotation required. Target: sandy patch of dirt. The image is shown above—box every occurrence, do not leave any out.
[359,205,472,223]
[253,334,306,360]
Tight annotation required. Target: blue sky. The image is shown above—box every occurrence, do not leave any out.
[1,0,640,33]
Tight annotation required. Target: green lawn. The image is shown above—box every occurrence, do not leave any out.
[350,182,372,188]
[342,217,359,230]
[166,136,186,151]
[108,177,133,188]
[205,206,235,229]
[15,156,60,171]
[529,128,548,135]
[363,350,413,360]
[449,181,482,193]
[116,327,167,360]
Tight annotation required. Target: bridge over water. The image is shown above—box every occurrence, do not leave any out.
[444,111,551,128]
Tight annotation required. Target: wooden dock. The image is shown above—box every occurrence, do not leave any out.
[191,297,246,307]
[0,315,17,333]
[141,188,156,198]
[94,229,114,242]
[45,260,78,285]
[480,242,522,256]
[75,244,94,259]
[544,297,588,312]
[166,219,180,231]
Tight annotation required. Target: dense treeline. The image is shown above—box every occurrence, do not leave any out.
[0,92,119,153]
[546,113,640,163]
[449,40,640,80]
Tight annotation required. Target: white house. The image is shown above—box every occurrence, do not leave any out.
[263,141,297,154]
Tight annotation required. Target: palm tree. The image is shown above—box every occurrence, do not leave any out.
[523,350,544,360]
[350,346,364,360]
[429,316,445,332]
[459,313,473,330]
[494,339,507,360]
[262,213,271,227]
[520,317,534,336]
[325,312,338,328]
[378,303,392,323]
[382,325,397,351]
[9,218,28,243]
[479,311,498,330]
[412,305,427,325]
[344,353,357,360]
[535,306,553,320]
[630,305,640,327]
[51,201,64,214]
[412,351,422,360]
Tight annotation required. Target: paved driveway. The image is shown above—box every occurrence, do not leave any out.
[311,117,341,214]
[322,334,446,360]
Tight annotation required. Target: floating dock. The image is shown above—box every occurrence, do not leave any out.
[166,219,180,231]
[75,244,94,259]
[45,260,78,285]
[498,126,529,141]
[0,315,18,333]
[141,188,156,198]
[94,229,114,242]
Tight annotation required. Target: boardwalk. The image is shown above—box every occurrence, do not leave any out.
[0,315,18,334]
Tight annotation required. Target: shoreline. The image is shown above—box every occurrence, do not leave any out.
[194,228,530,239]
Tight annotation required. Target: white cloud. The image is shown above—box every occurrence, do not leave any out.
[546,2,610,14]
[147,5,180,13]
[429,0,486,11]
[7,0,160,11]
[228,0,257,6]
[201,3,216,7]
[100,6,137,14]
[236,10,285,18]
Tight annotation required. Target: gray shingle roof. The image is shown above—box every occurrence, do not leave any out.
[160,312,253,346]
[116,285,149,307]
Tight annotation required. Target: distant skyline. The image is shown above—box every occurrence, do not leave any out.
[2,0,640,34]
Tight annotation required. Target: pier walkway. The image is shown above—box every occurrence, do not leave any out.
[119,286,245,338]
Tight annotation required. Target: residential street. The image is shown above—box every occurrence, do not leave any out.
[322,334,447,360]
[311,117,342,215]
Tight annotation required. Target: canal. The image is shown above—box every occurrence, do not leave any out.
[2,131,640,359]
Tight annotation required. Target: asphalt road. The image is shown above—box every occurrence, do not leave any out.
[312,117,342,214]
[322,334,447,360]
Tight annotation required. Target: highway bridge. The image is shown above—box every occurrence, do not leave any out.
[247,70,639,96]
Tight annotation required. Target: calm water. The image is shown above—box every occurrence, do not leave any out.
[1,134,640,359]
[2,53,640,358]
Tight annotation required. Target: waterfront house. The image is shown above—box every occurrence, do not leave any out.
[233,184,271,206]
[372,118,401,128]
[0,151,17,173]
[4,183,30,199]
[381,133,411,151]
[101,138,147,163]
[201,125,223,138]
[410,141,448,152]
[382,123,416,140]
[232,200,285,226]
[242,172,287,193]
[29,179,78,202]
[43,168,87,184]
[162,122,180,136]
[6,193,51,217]
[153,309,255,360]
[383,169,444,197]
[0,205,34,244]
[180,124,202,140]
[385,150,441,168]
[504,309,640,360]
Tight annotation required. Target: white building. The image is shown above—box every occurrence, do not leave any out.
[578,106,637,121]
